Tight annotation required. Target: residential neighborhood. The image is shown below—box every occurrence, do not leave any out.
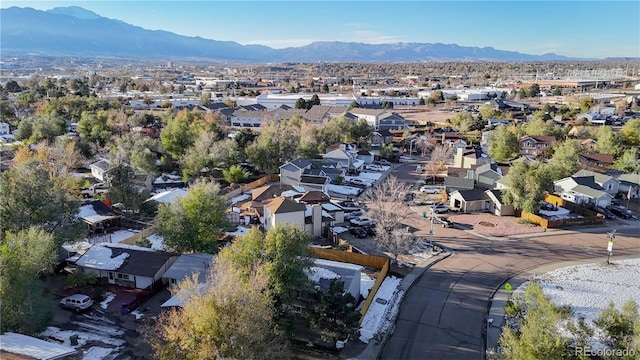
[1,45,640,360]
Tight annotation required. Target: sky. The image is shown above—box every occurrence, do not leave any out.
[2,0,639,59]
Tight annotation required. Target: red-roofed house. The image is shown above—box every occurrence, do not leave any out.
[579,152,614,171]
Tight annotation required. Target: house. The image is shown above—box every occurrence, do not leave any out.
[247,183,298,217]
[444,176,476,193]
[322,147,364,171]
[263,196,306,231]
[0,332,76,360]
[573,170,620,195]
[448,189,490,213]
[370,130,393,146]
[280,158,313,186]
[347,108,387,129]
[162,253,214,288]
[519,135,556,157]
[612,172,640,199]
[377,112,408,131]
[89,159,113,182]
[297,190,331,205]
[484,189,515,216]
[299,174,330,193]
[304,204,333,237]
[306,258,363,301]
[468,162,503,189]
[356,149,375,165]
[75,243,176,289]
[453,147,490,169]
[578,152,614,171]
[78,200,123,235]
[554,176,613,208]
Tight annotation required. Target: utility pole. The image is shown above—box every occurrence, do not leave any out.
[606,229,616,264]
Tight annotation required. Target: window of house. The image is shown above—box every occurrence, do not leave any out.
[117,273,129,280]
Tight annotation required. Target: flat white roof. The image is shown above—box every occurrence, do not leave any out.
[0,332,76,360]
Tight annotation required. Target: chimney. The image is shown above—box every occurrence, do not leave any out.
[312,204,322,237]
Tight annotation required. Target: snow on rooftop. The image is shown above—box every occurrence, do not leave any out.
[328,184,361,196]
[228,192,251,205]
[78,204,98,218]
[0,332,77,359]
[306,266,341,283]
[145,188,187,204]
[539,206,570,217]
[76,245,130,270]
[331,226,349,234]
[358,171,383,181]
[360,272,375,300]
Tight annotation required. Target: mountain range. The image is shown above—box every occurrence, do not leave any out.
[0,6,574,62]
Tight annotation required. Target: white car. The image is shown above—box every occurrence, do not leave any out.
[350,216,373,227]
[431,203,450,214]
[59,294,93,313]
[420,185,441,194]
[348,178,369,187]
[366,164,385,172]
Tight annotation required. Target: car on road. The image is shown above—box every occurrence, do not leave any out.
[344,209,364,221]
[432,216,453,228]
[350,216,373,227]
[59,294,93,313]
[420,185,442,194]
[350,227,368,238]
[431,203,450,214]
[376,159,391,166]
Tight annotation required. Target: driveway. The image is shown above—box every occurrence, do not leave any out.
[44,274,171,359]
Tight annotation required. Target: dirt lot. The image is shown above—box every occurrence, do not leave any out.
[447,213,547,237]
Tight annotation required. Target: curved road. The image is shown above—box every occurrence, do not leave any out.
[381,162,640,360]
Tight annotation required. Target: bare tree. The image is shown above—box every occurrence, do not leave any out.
[363,175,419,262]
[424,144,451,184]
[415,132,435,157]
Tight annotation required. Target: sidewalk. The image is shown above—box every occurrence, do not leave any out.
[349,247,452,360]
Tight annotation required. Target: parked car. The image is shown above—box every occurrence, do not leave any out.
[350,216,373,227]
[607,204,633,219]
[432,216,453,228]
[333,200,362,211]
[344,209,364,221]
[348,178,369,187]
[366,164,385,172]
[593,206,616,220]
[59,294,93,313]
[431,203,450,214]
[363,224,377,236]
[420,185,442,194]
[377,159,390,166]
[350,227,368,238]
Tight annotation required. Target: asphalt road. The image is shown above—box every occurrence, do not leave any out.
[381,162,640,360]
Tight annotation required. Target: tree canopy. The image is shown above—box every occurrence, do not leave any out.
[156,181,231,253]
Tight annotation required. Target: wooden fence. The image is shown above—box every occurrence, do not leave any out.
[519,194,604,228]
[119,225,158,246]
[309,247,390,319]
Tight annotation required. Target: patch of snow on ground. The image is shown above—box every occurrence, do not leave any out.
[100,293,116,310]
[82,346,115,360]
[40,326,126,348]
[130,310,145,320]
[359,276,403,343]
[328,184,362,196]
[146,234,165,250]
[226,226,250,237]
[360,273,375,300]
[517,258,640,351]
[538,206,583,220]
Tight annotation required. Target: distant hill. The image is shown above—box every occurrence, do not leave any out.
[0,6,574,62]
